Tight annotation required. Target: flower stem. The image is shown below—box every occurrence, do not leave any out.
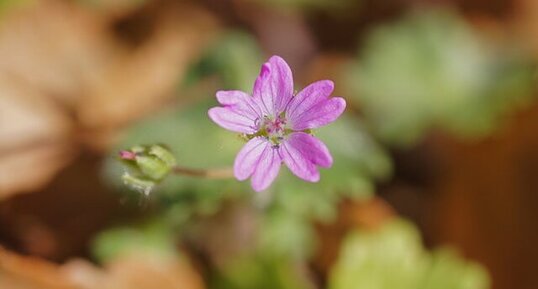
[171,165,234,179]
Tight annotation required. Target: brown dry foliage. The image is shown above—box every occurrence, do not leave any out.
[0,0,218,199]
[0,246,205,289]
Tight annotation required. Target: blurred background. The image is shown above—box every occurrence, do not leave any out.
[0,0,537,289]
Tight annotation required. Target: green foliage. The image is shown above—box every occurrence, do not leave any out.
[184,31,263,92]
[257,208,316,259]
[92,220,176,262]
[210,255,313,289]
[329,219,490,289]
[349,9,535,146]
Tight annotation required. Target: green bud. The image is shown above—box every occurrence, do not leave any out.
[118,144,177,195]
[121,173,156,196]
[135,155,169,181]
[148,145,176,167]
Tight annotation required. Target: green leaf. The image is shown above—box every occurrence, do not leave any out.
[349,9,535,146]
[329,219,490,289]
[209,255,313,289]
[92,220,176,263]
[184,31,263,92]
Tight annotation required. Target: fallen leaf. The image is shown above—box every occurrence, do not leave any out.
[0,246,205,289]
[0,0,218,198]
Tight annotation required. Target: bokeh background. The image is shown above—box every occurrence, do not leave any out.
[0,0,537,289]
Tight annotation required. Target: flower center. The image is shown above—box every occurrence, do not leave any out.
[258,114,288,146]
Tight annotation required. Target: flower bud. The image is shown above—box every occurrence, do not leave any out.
[117,144,177,195]
[121,173,156,196]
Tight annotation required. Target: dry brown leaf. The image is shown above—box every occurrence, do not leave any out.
[63,253,205,289]
[77,2,218,142]
[0,247,77,289]
[0,144,74,200]
[513,0,538,57]
[0,80,75,199]
[0,0,218,198]
[0,0,108,107]
[0,247,205,289]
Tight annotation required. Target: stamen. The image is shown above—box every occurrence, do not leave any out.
[257,113,289,146]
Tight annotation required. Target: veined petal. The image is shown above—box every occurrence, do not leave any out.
[251,144,282,192]
[286,80,334,120]
[285,132,333,169]
[234,137,269,181]
[289,97,346,130]
[280,138,320,182]
[216,90,262,120]
[253,55,293,116]
[208,107,257,134]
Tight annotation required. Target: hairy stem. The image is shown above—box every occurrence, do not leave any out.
[171,165,234,179]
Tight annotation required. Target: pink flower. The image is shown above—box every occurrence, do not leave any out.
[208,56,346,192]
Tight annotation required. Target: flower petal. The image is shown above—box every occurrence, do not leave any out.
[216,90,262,121]
[285,132,333,168]
[208,106,257,134]
[289,96,346,130]
[280,139,320,182]
[251,144,282,192]
[252,55,293,116]
[286,80,334,120]
[234,137,269,180]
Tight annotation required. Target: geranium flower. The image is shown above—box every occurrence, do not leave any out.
[208,56,346,191]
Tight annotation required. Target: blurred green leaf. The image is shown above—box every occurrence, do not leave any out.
[349,9,535,146]
[92,220,176,263]
[258,209,316,259]
[423,249,491,289]
[329,219,490,289]
[184,31,263,92]
[210,254,313,289]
